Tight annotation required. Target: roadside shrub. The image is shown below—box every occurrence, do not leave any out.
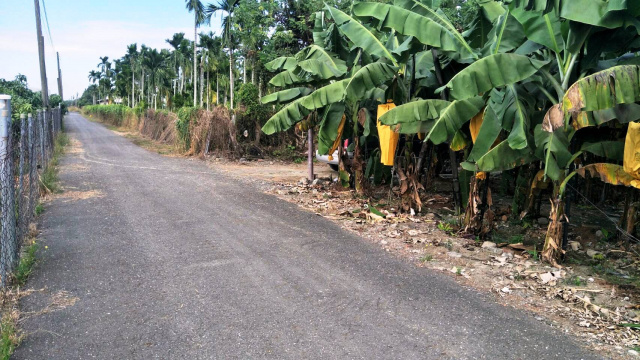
[82,104,136,128]
[139,109,178,145]
[176,107,198,149]
[187,106,236,156]
[236,83,270,145]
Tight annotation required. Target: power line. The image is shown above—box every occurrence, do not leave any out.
[41,0,56,53]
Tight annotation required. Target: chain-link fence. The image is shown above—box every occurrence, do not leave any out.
[0,95,62,287]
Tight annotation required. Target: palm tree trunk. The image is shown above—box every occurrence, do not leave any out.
[207,67,210,111]
[243,57,247,84]
[216,73,219,105]
[229,50,234,110]
[141,68,145,102]
[131,65,135,108]
[193,15,198,107]
[200,56,204,107]
[251,57,256,84]
[180,66,185,94]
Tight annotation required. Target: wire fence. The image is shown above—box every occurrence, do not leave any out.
[0,95,62,287]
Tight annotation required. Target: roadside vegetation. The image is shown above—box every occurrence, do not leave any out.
[81,0,640,264]
[0,129,68,359]
[75,0,640,355]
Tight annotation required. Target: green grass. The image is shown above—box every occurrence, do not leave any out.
[0,312,20,360]
[39,133,69,195]
[34,203,44,216]
[419,254,433,262]
[509,234,524,244]
[13,242,38,286]
[0,240,41,358]
[564,275,585,287]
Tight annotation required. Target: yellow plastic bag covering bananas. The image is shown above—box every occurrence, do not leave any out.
[377,101,399,166]
[624,122,640,179]
[327,115,346,161]
[469,109,490,180]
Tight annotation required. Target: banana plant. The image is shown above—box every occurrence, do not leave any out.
[260,5,409,192]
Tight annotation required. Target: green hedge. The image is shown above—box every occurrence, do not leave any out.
[83,104,135,126]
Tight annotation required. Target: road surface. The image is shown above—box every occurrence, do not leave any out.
[14,113,599,359]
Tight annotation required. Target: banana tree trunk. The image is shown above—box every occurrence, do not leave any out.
[432,48,462,215]
[307,129,314,181]
[353,135,365,194]
[542,182,565,266]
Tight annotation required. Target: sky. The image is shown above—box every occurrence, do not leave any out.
[0,0,223,100]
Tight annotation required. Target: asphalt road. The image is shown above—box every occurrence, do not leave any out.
[14,113,600,359]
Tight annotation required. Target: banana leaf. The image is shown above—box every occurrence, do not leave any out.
[579,141,624,161]
[413,50,435,80]
[352,2,477,61]
[571,103,640,129]
[442,53,548,100]
[265,56,297,72]
[261,87,313,105]
[560,0,631,30]
[269,69,304,87]
[317,103,346,155]
[562,163,640,196]
[297,45,347,75]
[262,79,349,134]
[300,79,349,110]
[269,45,348,86]
[534,124,572,181]
[510,7,564,53]
[504,85,530,150]
[507,0,554,13]
[563,65,640,114]
[326,6,398,65]
[463,140,535,172]
[383,0,478,61]
[343,62,398,102]
[378,99,451,125]
[428,97,486,144]
[467,107,500,162]
[261,97,311,135]
[484,10,526,55]
[450,130,470,151]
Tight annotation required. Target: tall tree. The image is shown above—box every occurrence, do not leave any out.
[206,0,239,111]
[126,44,138,107]
[185,0,209,107]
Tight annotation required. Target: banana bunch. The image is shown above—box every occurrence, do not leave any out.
[297,118,313,132]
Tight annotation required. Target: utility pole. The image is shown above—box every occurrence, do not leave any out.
[56,52,63,101]
[34,0,49,109]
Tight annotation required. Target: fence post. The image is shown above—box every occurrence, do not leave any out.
[39,110,45,167]
[28,113,35,220]
[44,110,50,162]
[0,95,12,286]
[17,114,26,250]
